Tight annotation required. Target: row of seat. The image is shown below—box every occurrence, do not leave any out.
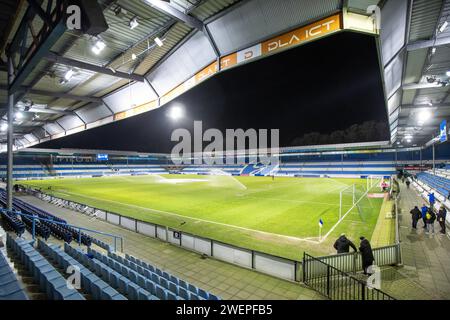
[0,249,28,300]
[0,209,25,236]
[417,172,450,197]
[88,248,188,300]
[37,240,126,300]
[0,190,93,246]
[20,214,51,240]
[91,237,111,252]
[65,244,158,300]
[6,234,85,300]
[123,253,220,300]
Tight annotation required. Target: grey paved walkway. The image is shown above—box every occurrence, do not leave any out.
[396,183,450,300]
[18,195,323,300]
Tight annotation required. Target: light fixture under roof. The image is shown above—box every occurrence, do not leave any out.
[439,21,448,33]
[432,47,437,55]
[64,69,74,81]
[92,39,106,55]
[15,112,23,120]
[0,123,7,132]
[129,17,139,30]
[154,37,164,47]
[131,53,137,60]
[447,70,450,77]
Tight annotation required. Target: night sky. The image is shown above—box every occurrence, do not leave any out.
[38,31,389,153]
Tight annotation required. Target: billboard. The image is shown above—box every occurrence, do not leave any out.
[440,120,447,143]
[97,154,109,161]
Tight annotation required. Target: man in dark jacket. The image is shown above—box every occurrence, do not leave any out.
[410,206,421,229]
[359,237,375,275]
[421,205,429,228]
[437,206,447,235]
[426,207,436,235]
[333,234,357,254]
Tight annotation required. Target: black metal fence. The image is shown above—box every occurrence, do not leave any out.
[303,253,395,300]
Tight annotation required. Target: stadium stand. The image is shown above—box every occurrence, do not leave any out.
[37,240,127,300]
[0,190,92,246]
[0,164,169,180]
[277,161,396,178]
[0,249,28,300]
[6,234,85,300]
[120,253,220,301]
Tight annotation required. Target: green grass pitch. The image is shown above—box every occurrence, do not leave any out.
[21,175,384,260]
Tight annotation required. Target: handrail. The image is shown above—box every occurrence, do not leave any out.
[303,253,396,300]
[0,209,124,252]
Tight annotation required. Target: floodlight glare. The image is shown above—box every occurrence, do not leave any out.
[417,110,431,123]
[154,37,164,47]
[447,70,450,77]
[129,17,139,30]
[64,69,74,81]
[0,123,7,131]
[131,53,137,60]
[439,21,448,33]
[92,40,106,55]
[15,112,23,120]
[168,106,184,121]
[406,139,412,143]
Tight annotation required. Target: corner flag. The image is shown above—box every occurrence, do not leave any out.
[319,219,324,228]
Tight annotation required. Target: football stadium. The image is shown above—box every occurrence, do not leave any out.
[0,0,449,307]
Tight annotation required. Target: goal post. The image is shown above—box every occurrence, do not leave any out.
[339,184,356,220]
[366,175,383,191]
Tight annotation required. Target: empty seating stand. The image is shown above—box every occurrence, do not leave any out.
[0,250,28,300]
[64,244,157,300]
[6,234,85,300]
[109,251,220,300]
[37,240,126,300]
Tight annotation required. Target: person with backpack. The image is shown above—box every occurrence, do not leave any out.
[333,234,357,254]
[410,206,421,229]
[421,204,429,229]
[426,207,436,235]
[437,206,447,235]
[359,237,375,275]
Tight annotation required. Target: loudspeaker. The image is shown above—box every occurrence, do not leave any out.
[71,0,109,36]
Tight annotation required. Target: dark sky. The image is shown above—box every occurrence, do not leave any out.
[38,31,389,153]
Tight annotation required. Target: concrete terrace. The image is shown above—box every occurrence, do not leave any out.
[17,195,323,300]
[394,182,450,300]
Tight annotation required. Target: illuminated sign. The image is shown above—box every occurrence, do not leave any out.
[440,120,447,143]
[97,154,109,161]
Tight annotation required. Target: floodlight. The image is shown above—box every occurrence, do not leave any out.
[0,123,7,131]
[154,37,164,47]
[417,110,431,124]
[168,106,184,121]
[15,112,23,120]
[132,53,137,60]
[64,69,74,81]
[129,17,139,30]
[432,47,437,55]
[447,70,450,77]
[439,21,448,33]
[92,40,106,55]
[406,139,412,143]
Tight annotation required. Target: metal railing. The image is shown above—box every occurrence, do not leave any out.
[306,244,401,275]
[303,253,395,300]
[0,209,124,252]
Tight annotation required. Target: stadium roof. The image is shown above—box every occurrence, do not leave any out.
[0,0,449,152]
[388,0,450,147]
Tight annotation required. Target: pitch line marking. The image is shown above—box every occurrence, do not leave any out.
[52,190,321,244]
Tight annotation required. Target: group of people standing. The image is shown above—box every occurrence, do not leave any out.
[333,234,374,275]
[410,192,447,235]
